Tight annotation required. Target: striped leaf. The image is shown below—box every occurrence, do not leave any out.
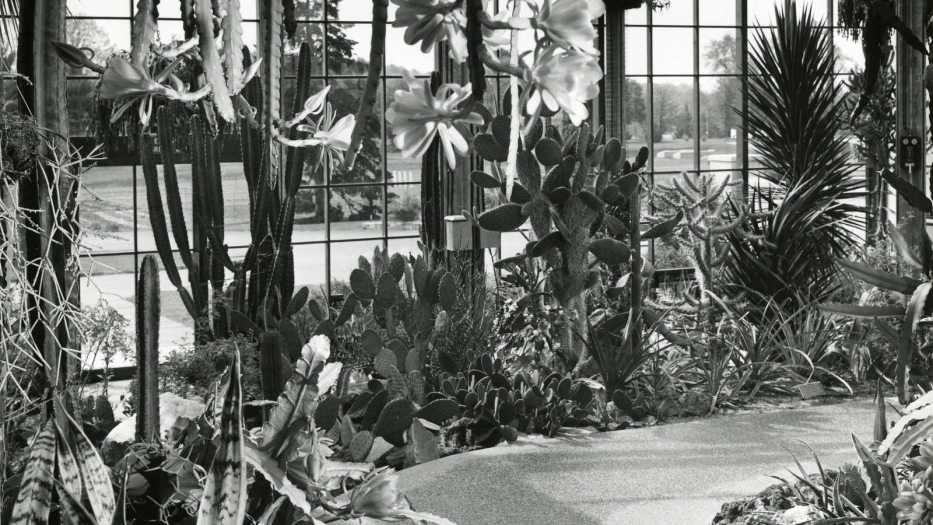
[10,421,56,525]
[66,410,116,524]
[897,282,932,404]
[818,303,906,318]
[198,350,247,525]
[54,423,83,518]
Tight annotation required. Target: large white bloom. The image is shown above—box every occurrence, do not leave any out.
[392,0,468,63]
[386,72,483,169]
[535,0,605,56]
[526,46,602,126]
[275,102,355,173]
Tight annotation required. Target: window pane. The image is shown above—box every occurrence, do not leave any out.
[293,188,327,243]
[652,27,694,75]
[797,0,829,25]
[330,186,385,240]
[81,165,136,253]
[387,183,421,237]
[293,243,328,293]
[68,0,130,18]
[67,18,127,58]
[625,26,648,76]
[67,79,99,137]
[700,28,740,75]
[700,76,741,169]
[652,1,693,25]
[386,26,434,76]
[329,23,371,76]
[623,77,649,157]
[80,253,136,369]
[329,79,384,184]
[700,0,737,26]
[653,77,696,173]
[748,0,783,26]
[286,23,326,76]
[835,35,865,73]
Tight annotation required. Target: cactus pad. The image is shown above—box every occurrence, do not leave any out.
[372,398,415,439]
[349,431,374,462]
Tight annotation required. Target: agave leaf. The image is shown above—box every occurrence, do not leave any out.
[10,421,56,524]
[818,303,906,318]
[198,350,247,525]
[194,0,235,121]
[222,0,245,94]
[879,392,933,462]
[896,282,932,404]
[130,0,159,66]
[887,220,924,269]
[837,258,922,295]
[880,168,933,213]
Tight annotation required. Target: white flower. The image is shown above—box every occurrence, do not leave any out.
[275,102,355,172]
[392,0,468,63]
[482,5,512,52]
[386,71,483,169]
[525,46,602,126]
[303,334,331,365]
[534,0,605,56]
[282,84,331,128]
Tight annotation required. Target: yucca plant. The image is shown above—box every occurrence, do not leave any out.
[725,3,866,313]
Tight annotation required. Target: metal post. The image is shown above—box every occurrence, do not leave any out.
[895,0,927,250]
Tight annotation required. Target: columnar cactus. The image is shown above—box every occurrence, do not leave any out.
[136,255,161,441]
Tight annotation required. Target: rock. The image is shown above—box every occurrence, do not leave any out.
[101,393,205,464]
[779,505,823,524]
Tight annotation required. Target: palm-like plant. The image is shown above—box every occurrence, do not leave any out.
[725,3,866,312]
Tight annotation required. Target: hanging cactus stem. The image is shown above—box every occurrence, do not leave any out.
[343,0,388,171]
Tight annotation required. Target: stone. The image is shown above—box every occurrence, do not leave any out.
[101,393,205,464]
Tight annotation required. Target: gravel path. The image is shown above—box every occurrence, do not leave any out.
[398,399,877,525]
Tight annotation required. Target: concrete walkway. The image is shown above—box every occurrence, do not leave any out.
[398,399,877,525]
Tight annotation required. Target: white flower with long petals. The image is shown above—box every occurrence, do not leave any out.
[392,0,468,63]
[386,71,483,169]
[282,84,331,128]
[276,102,355,173]
[535,0,605,56]
[525,46,602,126]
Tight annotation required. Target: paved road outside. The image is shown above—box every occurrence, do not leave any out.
[398,399,876,525]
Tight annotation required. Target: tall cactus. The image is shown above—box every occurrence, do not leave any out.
[258,331,286,401]
[136,255,161,441]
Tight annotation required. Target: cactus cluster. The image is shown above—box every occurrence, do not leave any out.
[436,353,595,448]
[471,107,680,387]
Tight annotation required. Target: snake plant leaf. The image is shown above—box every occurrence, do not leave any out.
[222,0,245,94]
[643,211,683,240]
[10,421,56,524]
[471,170,500,189]
[198,351,247,525]
[818,303,906,318]
[62,405,116,525]
[880,169,933,213]
[194,0,235,121]
[478,203,526,232]
[897,282,932,404]
[588,238,631,266]
[54,422,83,518]
[837,258,923,295]
[130,0,159,66]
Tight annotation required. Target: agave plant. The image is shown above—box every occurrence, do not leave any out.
[725,3,866,313]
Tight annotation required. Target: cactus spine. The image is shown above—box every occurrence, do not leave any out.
[136,255,161,441]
